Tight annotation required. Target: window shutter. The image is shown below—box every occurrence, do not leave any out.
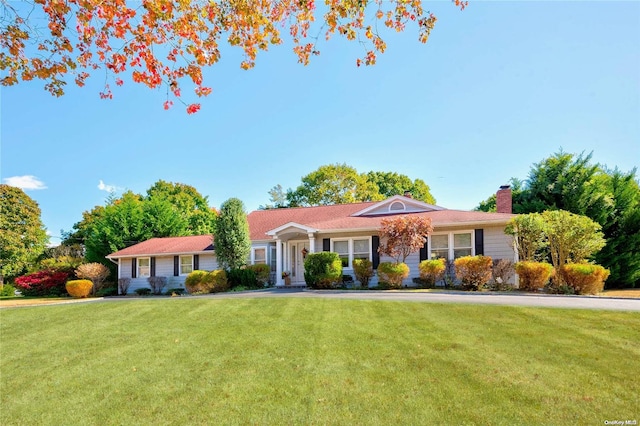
[419,237,428,261]
[323,238,330,252]
[151,257,156,277]
[474,229,484,256]
[372,236,380,269]
[174,256,179,276]
[194,255,199,270]
[131,258,137,278]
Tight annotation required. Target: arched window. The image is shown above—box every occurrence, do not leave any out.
[389,201,405,212]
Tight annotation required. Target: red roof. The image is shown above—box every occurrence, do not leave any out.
[247,203,514,241]
[108,235,213,258]
[108,200,514,257]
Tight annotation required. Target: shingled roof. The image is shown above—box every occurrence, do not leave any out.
[107,235,214,258]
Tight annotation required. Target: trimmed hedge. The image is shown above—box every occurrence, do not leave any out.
[515,261,554,292]
[418,259,446,288]
[185,270,229,294]
[560,263,610,295]
[304,252,342,289]
[353,259,374,288]
[377,262,410,289]
[454,255,493,291]
[66,279,93,298]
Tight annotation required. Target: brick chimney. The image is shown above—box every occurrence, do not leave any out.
[496,185,512,214]
[403,190,413,198]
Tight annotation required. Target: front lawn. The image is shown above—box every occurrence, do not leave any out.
[1,298,638,424]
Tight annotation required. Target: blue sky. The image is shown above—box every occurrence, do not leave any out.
[1,1,639,245]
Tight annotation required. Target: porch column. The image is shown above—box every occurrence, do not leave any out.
[275,238,283,286]
[308,233,316,253]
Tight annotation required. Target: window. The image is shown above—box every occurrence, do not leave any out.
[453,233,472,258]
[431,235,449,260]
[253,248,266,265]
[332,237,371,268]
[333,240,349,268]
[430,232,473,260]
[138,257,150,277]
[353,239,369,261]
[270,246,277,272]
[180,255,193,275]
[389,201,405,211]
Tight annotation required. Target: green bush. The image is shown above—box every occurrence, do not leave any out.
[353,259,373,288]
[96,286,118,297]
[227,268,258,289]
[560,263,610,295]
[304,252,343,289]
[66,279,93,298]
[515,261,554,292]
[377,262,410,289]
[418,259,446,288]
[454,256,493,291]
[185,270,210,294]
[0,284,16,297]
[134,288,152,296]
[185,270,229,293]
[248,264,271,286]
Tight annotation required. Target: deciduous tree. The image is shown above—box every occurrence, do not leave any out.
[378,215,433,263]
[366,171,436,204]
[1,0,465,112]
[214,198,251,270]
[0,184,48,284]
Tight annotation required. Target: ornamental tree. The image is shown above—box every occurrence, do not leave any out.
[214,198,251,270]
[378,215,433,263]
[0,184,48,285]
[1,0,466,113]
[76,262,111,295]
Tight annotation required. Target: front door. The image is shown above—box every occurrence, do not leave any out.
[290,241,309,284]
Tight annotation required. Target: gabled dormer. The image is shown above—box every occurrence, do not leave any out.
[351,195,445,217]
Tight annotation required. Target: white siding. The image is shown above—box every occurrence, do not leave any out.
[117,253,218,294]
[483,226,515,261]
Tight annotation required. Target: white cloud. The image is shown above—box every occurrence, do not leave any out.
[3,175,47,190]
[98,180,119,193]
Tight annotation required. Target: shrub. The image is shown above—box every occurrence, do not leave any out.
[165,288,185,296]
[304,252,342,289]
[75,262,111,295]
[248,264,271,286]
[227,268,258,289]
[147,276,168,295]
[185,270,229,293]
[560,263,610,295]
[66,279,93,298]
[134,288,151,296]
[490,259,515,291]
[454,255,493,291]
[515,261,554,292]
[0,284,16,297]
[185,270,210,293]
[96,286,118,297]
[118,278,131,295]
[207,270,229,293]
[353,259,373,288]
[377,262,410,289]
[14,270,69,297]
[418,259,446,288]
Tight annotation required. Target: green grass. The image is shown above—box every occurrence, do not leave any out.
[1,298,639,425]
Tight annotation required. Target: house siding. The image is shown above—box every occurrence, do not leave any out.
[483,226,515,261]
[120,254,218,294]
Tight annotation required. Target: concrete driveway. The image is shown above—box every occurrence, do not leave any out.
[206,288,640,311]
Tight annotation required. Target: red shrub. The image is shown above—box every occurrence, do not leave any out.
[14,270,70,296]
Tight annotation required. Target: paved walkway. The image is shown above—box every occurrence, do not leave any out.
[3,289,639,311]
[202,288,640,311]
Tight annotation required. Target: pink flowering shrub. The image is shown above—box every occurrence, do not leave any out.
[14,270,69,296]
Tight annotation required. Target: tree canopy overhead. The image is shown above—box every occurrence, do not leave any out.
[264,163,436,208]
[1,0,466,113]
